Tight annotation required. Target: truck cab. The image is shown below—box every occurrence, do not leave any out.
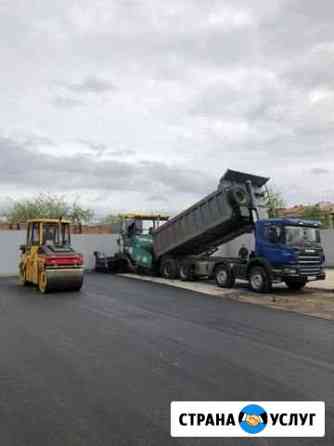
[214,218,325,293]
[255,218,325,285]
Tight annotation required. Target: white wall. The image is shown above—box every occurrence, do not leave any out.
[1,229,333,276]
[216,233,254,258]
[71,234,119,270]
[0,231,119,276]
[320,230,334,267]
[0,231,25,276]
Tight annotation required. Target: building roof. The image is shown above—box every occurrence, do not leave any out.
[277,205,306,217]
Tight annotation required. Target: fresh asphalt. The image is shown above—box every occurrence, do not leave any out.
[0,272,333,446]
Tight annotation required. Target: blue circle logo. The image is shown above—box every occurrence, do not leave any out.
[239,404,268,434]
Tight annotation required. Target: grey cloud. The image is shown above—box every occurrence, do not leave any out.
[0,136,214,196]
[22,135,56,147]
[188,73,282,121]
[62,76,116,94]
[53,96,85,108]
[78,140,108,154]
[282,43,334,91]
[1,0,334,209]
[310,168,331,175]
[147,194,169,203]
[140,161,215,195]
[78,140,135,157]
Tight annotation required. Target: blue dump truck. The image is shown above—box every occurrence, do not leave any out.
[95,170,326,292]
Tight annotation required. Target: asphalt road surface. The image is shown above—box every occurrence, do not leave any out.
[0,273,333,446]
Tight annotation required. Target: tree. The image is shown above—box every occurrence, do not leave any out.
[302,205,322,221]
[101,214,123,225]
[301,205,332,228]
[69,201,94,224]
[3,194,94,224]
[265,186,286,218]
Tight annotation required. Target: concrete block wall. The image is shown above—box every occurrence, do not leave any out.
[0,231,26,276]
[320,230,334,267]
[0,230,119,276]
[0,229,333,276]
[216,233,254,258]
[71,234,119,270]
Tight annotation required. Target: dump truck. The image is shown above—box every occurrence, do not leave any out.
[19,218,84,293]
[95,170,326,292]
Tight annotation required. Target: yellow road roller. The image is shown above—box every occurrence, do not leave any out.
[19,219,84,293]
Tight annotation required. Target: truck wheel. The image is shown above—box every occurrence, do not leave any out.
[179,263,195,281]
[285,279,307,291]
[249,266,272,293]
[215,264,235,288]
[160,257,178,280]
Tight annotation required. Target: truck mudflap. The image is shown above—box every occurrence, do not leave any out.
[44,268,84,292]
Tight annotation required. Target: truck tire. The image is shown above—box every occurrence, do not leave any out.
[215,264,235,288]
[160,257,178,279]
[249,266,272,293]
[179,262,195,281]
[285,278,307,291]
[114,258,128,273]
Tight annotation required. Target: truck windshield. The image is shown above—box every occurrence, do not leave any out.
[126,219,162,237]
[285,226,320,246]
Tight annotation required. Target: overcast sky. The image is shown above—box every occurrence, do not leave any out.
[0,0,333,216]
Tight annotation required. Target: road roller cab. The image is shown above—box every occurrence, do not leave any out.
[19,219,84,293]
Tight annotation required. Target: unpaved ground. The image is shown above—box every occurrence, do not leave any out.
[120,273,334,321]
[311,268,334,291]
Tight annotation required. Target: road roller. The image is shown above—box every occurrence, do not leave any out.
[19,218,84,293]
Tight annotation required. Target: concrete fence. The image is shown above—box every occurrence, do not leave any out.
[1,229,334,276]
[0,231,119,276]
[320,230,334,267]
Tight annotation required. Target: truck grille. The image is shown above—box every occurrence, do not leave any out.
[297,255,321,276]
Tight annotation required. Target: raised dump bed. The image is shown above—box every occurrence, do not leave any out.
[153,170,269,259]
